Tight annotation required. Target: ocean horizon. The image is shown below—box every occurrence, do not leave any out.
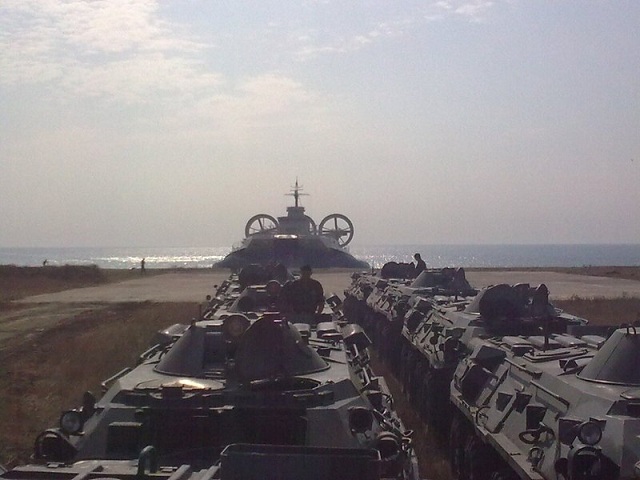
[1,244,639,270]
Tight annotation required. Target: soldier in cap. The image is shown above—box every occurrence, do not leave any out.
[280,265,324,314]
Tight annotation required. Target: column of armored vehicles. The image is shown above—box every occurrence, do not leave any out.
[343,263,640,480]
[1,265,420,480]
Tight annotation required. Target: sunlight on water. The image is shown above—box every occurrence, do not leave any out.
[0,247,230,269]
[0,244,639,269]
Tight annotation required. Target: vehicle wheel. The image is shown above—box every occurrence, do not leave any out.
[464,434,494,480]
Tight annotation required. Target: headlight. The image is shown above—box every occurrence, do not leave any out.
[265,280,281,297]
[59,410,84,435]
[223,314,250,339]
[578,421,602,446]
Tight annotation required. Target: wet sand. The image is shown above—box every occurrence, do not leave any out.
[15,269,640,303]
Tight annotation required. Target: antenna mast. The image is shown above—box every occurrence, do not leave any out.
[286,178,309,207]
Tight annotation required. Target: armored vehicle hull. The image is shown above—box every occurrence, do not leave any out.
[396,283,589,435]
[448,324,640,480]
[2,446,388,480]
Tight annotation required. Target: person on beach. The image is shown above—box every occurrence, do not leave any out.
[413,253,426,277]
[141,258,146,273]
[280,264,324,314]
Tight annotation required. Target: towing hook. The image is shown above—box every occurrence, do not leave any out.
[136,445,158,479]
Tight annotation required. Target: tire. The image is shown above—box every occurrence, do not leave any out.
[464,435,495,480]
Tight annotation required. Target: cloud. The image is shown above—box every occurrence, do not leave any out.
[431,0,496,21]
[294,18,415,60]
[0,0,336,136]
[164,73,337,146]
[293,1,500,60]
[0,0,216,103]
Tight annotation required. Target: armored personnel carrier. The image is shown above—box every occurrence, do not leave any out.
[198,265,343,333]
[33,288,419,479]
[447,321,640,480]
[343,265,475,375]
[343,265,473,331]
[216,181,369,270]
[398,283,588,434]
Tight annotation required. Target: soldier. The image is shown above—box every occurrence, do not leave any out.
[413,253,426,276]
[280,265,324,314]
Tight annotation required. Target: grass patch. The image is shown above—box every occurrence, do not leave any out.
[468,266,640,282]
[554,296,640,326]
[0,265,164,304]
[0,301,198,467]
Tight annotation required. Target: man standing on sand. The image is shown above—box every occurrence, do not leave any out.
[413,253,426,277]
[141,258,146,274]
[280,265,324,314]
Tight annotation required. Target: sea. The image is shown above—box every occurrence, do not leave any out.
[1,244,639,270]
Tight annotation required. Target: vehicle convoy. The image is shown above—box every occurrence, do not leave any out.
[31,271,419,480]
[343,265,469,335]
[448,320,640,480]
[343,264,637,480]
[343,265,476,376]
[216,180,369,270]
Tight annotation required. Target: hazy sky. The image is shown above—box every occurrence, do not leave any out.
[1,0,639,247]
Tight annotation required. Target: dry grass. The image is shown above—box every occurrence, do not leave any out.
[554,296,640,326]
[0,265,163,304]
[0,301,198,467]
[469,265,640,282]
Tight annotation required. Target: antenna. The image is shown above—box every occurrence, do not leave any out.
[285,177,309,207]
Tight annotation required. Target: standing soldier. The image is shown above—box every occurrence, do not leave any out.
[280,265,324,314]
[413,253,426,276]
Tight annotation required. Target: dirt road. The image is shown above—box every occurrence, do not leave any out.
[3,269,638,349]
[15,270,640,303]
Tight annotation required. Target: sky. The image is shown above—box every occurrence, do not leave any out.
[1,0,639,248]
